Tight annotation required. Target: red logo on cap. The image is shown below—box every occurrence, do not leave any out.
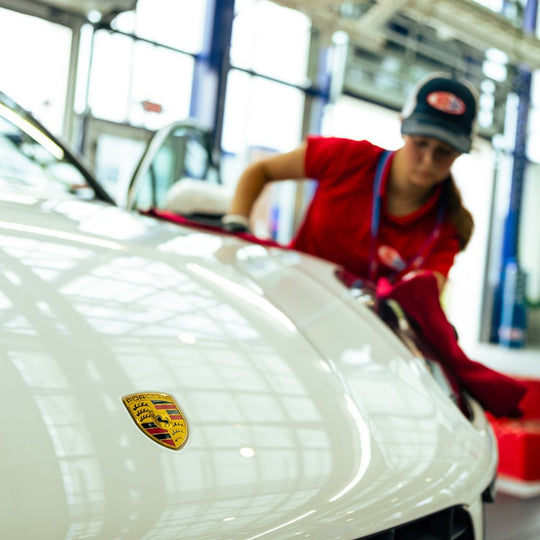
[427,91,466,115]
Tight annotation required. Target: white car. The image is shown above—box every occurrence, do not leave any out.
[0,90,497,539]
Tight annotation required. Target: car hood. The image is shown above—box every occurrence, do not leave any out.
[0,191,495,539]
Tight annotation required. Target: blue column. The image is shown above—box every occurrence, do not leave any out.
[190,0,235,158]
[493,0,538,347]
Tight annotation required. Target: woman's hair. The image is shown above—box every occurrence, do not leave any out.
[444,176,474,250]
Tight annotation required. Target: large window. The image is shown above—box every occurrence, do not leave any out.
[76,0,208,130]
[0,7,72,135]
[222,71,306,156]
[71,0,211,199]
[321,96,402,148]
[85,31,194,130]
[220,0,312,242]
[224,0,311,156]
[519,71,540,313]
[231,0,311,87]
[123,0,207,53]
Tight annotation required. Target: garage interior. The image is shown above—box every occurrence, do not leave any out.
[0,0,539,538]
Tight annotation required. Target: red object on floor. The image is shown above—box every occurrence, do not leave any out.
[489,378,540,482]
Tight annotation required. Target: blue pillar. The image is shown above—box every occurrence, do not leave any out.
[190,0,235,159]
[305,35,333,134]
[493,0,538,347]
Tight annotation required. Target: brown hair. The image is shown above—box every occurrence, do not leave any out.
[444,176,474,250]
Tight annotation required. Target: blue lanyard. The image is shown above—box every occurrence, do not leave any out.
[368,150,447,282]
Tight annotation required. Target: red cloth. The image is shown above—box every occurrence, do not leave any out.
[142,209,283,248]
[144,209,526,417]
[294,136,460,279]
[376,272,528,418]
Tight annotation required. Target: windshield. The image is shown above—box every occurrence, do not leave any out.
[0,96,110,202]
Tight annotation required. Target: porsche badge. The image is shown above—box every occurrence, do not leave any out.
[122,392,189,450]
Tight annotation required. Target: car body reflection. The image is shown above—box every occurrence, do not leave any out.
[0,90,496,539]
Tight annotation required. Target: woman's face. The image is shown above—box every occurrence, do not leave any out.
[401,135,461,188]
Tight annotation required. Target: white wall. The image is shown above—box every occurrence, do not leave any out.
[444,139,496,348]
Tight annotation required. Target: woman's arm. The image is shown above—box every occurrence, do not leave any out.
[227,143,307,219]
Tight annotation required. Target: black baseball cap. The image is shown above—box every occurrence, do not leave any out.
[401,73,478,153]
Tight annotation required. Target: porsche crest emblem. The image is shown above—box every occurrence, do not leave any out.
[122,392,189,450]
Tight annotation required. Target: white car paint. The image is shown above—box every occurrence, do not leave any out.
[0,90,497,539]
[0,188,497,539]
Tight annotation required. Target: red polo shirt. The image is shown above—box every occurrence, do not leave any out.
[290,136,460,281]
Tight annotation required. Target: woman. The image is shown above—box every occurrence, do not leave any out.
[223,73,478,292]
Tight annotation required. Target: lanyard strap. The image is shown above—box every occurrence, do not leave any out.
[368,150,394,282]
[368,150,447,282]
[406,196,447,273]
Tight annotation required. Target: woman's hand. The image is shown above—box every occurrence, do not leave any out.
[402,269,446,293]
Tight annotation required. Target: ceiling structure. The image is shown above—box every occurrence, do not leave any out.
[22,0,135,16]
[274,0,540,71]
[0,0,135,28]
[13,0,540,72]
[271,0,540,137]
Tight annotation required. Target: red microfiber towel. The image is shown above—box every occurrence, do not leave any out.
[376,272,528,418]
[143,208,283,248]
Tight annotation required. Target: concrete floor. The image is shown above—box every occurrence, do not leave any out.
[485,491,540,539]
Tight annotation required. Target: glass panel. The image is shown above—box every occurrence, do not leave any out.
[0,100,95,199]
[88,31,194,129]
[88,31,133,123]
[519,164,540,306]
[74,24,94,116]
[131,125,217,211]
[231,0,311,86]
[527,71,540,163]
[321,95,402,149]
[113,0,207,54]
[95,134,146,204]
[129,41,194,129]
[222,70,305,155]
[0,7,71,135]
[131,144,174,210]
[221,70,305,243]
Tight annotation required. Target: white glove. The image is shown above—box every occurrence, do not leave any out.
[221,214,251,233]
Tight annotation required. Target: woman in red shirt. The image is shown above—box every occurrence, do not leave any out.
[223,73,478,292]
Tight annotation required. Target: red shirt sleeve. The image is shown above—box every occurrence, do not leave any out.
[304,136,384,185]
